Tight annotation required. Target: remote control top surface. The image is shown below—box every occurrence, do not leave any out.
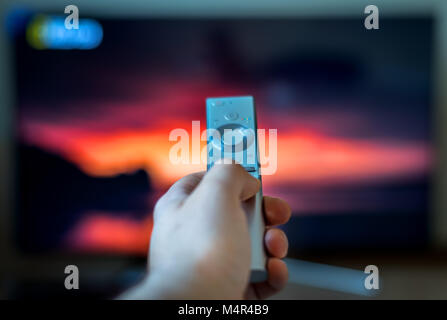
[206,96,260,179]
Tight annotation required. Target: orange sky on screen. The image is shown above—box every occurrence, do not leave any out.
[65,212,153,255]
[23,120,430,187]
[22,119,431,254]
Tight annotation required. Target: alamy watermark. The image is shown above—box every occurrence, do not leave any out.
[364,5,379,30]
[64,264,79,290]
[168,121,278,175]
[64,5,79,30]
[364,265,380,290]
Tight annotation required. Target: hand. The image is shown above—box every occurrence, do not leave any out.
[120,163,291,299]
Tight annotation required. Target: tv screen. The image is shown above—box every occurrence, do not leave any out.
[12,15,433,255]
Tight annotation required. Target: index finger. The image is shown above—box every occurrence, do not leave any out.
[263,196,291,226]
[154,171,206,215]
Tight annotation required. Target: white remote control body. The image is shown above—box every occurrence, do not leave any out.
[206,96,267,283]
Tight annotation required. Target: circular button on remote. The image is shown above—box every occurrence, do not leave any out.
[212,123,255,153]
[224,112,239,121]
[222,128,245,146]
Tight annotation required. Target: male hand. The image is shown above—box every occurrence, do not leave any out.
[121,163,291,299]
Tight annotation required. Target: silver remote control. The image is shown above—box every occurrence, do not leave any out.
[206,96,267,283]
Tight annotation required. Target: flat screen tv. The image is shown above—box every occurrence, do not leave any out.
[11,15,433,256]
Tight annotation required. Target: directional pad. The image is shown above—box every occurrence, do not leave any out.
[213,123,255,153]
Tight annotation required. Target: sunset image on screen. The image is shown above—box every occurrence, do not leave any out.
[15,18,432,254]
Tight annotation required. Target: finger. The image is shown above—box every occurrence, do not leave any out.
[263,196,291,227]
[168,171,206,196]
[251,258,288,300]
[265,228,288,259]
[199,162,260,201]
[154,171,206,213]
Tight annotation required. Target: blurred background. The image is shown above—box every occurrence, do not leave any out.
[0,0,446,299]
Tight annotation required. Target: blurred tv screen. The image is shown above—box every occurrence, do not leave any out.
[12,15,433,255]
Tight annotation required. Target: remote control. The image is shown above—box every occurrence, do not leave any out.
[206,96,267,283]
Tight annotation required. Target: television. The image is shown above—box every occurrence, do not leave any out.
[10,13,433,257]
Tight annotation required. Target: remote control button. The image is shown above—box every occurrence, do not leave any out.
[225,112,239,121]
[212,124,255,152]
[211,100,225,107]
[243,166,256,172]
[222,128,244,146]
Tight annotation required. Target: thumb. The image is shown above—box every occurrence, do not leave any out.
[199,163,260,202]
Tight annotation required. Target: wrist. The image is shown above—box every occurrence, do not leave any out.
[118,274,173,300]
[142,272,182,299]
